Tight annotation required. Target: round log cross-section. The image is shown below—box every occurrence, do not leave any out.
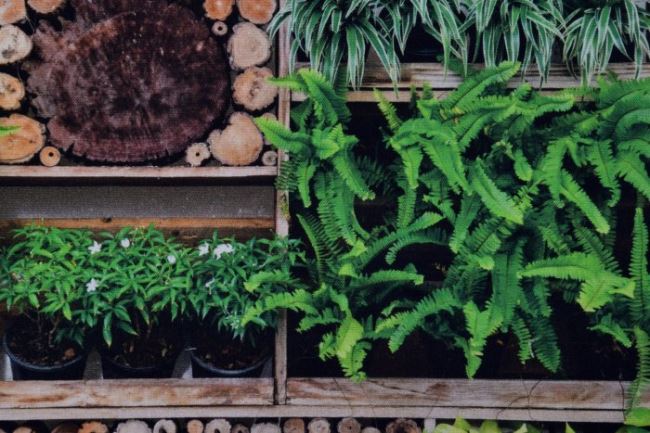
[26,0,230,163]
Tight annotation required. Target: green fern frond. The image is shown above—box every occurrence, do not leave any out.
[559,170,610,234]
[617,152,650,202]
[255,117,311,154]
[385,230,448,265]
[630,327,650,409]
[575,226,621,274]
[397,180,417,228]
[529,315,561,372]
[298,69,351,126]
[588,140,621,206]
[443,62,520,112]
[469,161,524,225]
[631,208,650,323]
[512,315,533,364]
[332,152,376,201]
[460,302,503,377]
[350,269,424,290]
[242,290,317,325]
[490,243,524,326]
[590,315,633,348]
[375,88,402,132]
[450,195,482,253]
[520,253,604,281]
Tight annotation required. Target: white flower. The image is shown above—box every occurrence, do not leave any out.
[86,278,98,293]
[167,255,177,264]
[120,238,131,248]
[213,243,234,259]
[205,278,215,288]
[88,241,102,255]
[198,243,210,256]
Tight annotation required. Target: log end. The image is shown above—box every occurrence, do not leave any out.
[204,0,234,20]
[236,0,276,24]
[39,145,61,167]
[227,22,271,70]
[208,112,263,166]
[27,0,65,14]
[0,73,25,110]
[233,67,278,111]
[185,142,211,167]
[0,25,32,64]
[0,0,27,25]
[0,114,45,164]
[211,21,228,37]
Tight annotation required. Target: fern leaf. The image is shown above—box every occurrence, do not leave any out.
[588,140,621,206]
[512,315,533,364]
[631,207,650,322]
[630,327,650,409]
[335,315,364,360]
[559,170,610,234]
[242,290,317,325]
[450,195,482,253]
[469,161,524,224]
[460,302,503,377]
[299,69,351,125]
[617,151,650,201]
[385,230,448,265]
[443,62,520,112]
[374,88,402,132]
[542,138,568,202]
[529,315,561,372]
[590,315,633,348]
[332,152,376,201]
[255,117,311,153]
[339,341,370,382]
[397,181,417,228]
[490,243,524,326]
[513,149,534,182]
[575,227,621,274]
[520,253,604,281]
[577,275,635,312]
[297,160,317,207]
[350,270,424,290]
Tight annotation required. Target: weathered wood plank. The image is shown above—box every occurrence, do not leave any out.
[0,166,277,179]
[0,378,274,409]
[287,378,647,410]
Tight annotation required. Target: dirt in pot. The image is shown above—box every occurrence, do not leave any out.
[192,326,271,371]
[6,316,81,366]
[105,323,182,369]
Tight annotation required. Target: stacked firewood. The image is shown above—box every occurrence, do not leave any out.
[0,0,279,167]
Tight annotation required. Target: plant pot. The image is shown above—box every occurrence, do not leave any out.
[100,349,178,379]
[3,323,87,381]
[189,327,273,378]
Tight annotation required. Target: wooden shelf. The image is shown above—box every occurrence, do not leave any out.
[0,165,277,179]
[292,62,650,102]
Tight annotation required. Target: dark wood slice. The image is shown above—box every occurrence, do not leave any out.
[28,2,230,163]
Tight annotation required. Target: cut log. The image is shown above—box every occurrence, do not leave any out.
[0,72,25,110]
[0,0,26,24]
[13,427,35,433]
[0,25,32,64]
[212,21,228,37]
[185,142,211,167]
[0,114,45,164]
[261,150,277,166]
[205,420,231,433]
[337,419,360,433]
[187,421,204,433]
[227,22,271,70]
[78,422,109,433]
[307,420,330,433]
[115,421,151,433]
[208,112,263,166]
[231,425,249,433]
[233,67,277,111]
[385,420,420,433]
[361,429,380,433]
[152,421,176,433]
[283,419,305,433]
[250,424,279,433]
[39,146,61,167]
[203,0,234,20]
[27,0,65,13]
[51,423,79,433]
[236,0,276,24]
[27,0,230,163]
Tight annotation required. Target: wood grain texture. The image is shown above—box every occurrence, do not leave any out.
[287,378,648,410]
[0,166,277,179]
[0,378,273,409]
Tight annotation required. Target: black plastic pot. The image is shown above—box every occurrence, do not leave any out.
[99,347,178,379]
[190,349,271,378]
[3,328,87,381]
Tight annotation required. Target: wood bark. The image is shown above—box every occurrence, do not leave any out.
[205,420,231,433]
[27,0,65,13]
[152,421,176,433]
[26,0,230,163]
[337,419,360,433]
[39,145,61,167]
[115,421,151,433]
[233,67,277,111]
[227,22,271,70]
[283,419,305,433]
[0,0,26,24]
[212,21,228,37]
[208,112,263,166]
[0,114,45,164]
[307,419,330,433]
[78,422,108,433]
[185,142,211,167]
[203,0,234,20]
[0,73,25,110]
[236,0,276,24]
[0,25,32,64]
[385,420,420,433]
[187,421,204,433]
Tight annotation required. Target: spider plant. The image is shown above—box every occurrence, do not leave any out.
[563,0,650,84]
[461,0,564,81]
[269,0,400,88]
[413,0,468,68]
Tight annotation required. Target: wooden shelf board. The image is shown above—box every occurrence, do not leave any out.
[0,165,277,179]
[291,62,650,102]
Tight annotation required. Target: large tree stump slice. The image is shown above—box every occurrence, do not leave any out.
[0,25,32,64]
[208,112,263,166]
[26,0,230,163]
[0,72,25,110]
[227,22,271,70]
[0,0,26,25]
[236,0,276,24]
[0,114,45,163]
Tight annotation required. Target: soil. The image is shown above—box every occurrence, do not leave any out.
[104,322,182,369]
[192,325,272,371]
[6,317,81,367]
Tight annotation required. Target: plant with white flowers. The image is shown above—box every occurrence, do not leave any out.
[0,226,99,347]
[192,233,306,344]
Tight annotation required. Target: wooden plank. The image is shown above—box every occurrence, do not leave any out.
[0,218,275,242]
[287,378,648,410]
[0,406,626,423]
[0,166,277,179]
[0,378,274,409]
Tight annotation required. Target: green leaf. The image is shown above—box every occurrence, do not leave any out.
[469,161,524,224]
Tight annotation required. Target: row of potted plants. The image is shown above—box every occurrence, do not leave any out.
[272,0,650,87]
[250,63,650,419]
[0,226,304,380]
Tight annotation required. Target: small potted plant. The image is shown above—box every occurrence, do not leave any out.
[0,226,98,380]
[92,227,193,379]
[190,234,305,378]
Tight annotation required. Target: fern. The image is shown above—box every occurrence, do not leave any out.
[630,208,650,323]
[559,170,610,234]
[630,327,650,409]
[617,152,650,202]
[469,160,524,225]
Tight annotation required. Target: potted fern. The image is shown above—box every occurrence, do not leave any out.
[0,226,98,380]
[190,234,304,378]
[91,227,194,379]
